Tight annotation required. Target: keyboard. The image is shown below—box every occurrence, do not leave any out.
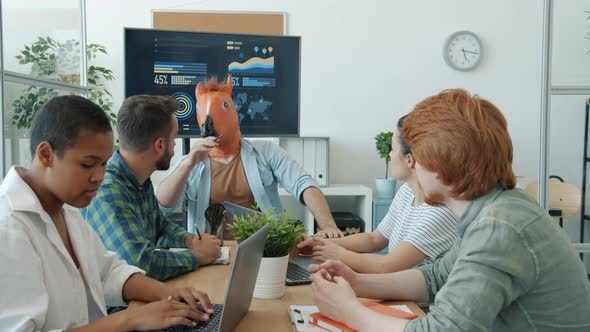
[285,261,311,285]
[166,304,224,332]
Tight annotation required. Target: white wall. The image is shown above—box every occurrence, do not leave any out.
[84,0,544,190]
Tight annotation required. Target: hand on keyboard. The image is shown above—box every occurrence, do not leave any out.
[166,287,214,314]
[166,304,224,332]
[127,297,208,331]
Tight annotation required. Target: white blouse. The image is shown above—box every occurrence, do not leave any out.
[0,166,145,332]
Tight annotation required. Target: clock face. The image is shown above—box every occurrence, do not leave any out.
[444,31,482,71]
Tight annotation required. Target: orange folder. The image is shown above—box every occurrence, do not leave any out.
[309,302,417,332]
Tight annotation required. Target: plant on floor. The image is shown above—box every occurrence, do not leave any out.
[375,131,393,179]
[228,208,306,257]
[12,37,116,130]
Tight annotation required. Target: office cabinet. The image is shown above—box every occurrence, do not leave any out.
[372,198,393,255]
[279,137,330,187]
[279,184,372,236]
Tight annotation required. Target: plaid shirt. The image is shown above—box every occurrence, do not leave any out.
[81,151,199,280]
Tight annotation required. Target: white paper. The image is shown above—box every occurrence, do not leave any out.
[289,305,324,332]
[288,304,413,331]
[388,304,413,314]
[167,246,231,265]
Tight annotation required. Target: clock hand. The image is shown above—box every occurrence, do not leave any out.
[461,49,468,61]
[463,49,479,55]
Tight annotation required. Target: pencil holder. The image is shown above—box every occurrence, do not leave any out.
[205,203,226,246]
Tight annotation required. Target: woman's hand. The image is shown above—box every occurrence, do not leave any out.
[166,287,214,314]
[310,237,347,262]
[128,297,210,331]
[310,269,365,328]
[308,260,360,291]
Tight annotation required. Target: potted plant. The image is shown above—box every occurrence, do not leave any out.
[374,131,397,198]
[228,209,305,299]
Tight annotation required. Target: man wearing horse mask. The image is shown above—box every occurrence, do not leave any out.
[157,76,342,239]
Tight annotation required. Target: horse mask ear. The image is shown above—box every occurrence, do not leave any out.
[225,75,233,95]
[195,81,206,126]
[195,81,206,99]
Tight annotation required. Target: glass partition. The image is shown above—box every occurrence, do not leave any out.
[552,0,590,87]
[2,81,79,169]
[549,95,586,242]
[1,0,83,84]
[550,0,590,270]
[1,0,87,179]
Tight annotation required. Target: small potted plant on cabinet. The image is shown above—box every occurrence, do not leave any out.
[228,209,305,299]
[374,131,396,198]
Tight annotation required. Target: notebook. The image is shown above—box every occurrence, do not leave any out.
[289,304,416,332]
[167,246,231,265]
[309,303,417,332]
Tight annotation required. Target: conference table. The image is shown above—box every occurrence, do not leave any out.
[131,241,426,331]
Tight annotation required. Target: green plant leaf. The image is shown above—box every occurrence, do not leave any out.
[375,131,393,178]
[227,208,306,257]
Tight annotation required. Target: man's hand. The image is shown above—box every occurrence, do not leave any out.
[315,226,343,239]
[184,137,218,168]
[188,233,221,265]
[311,237,347,262]
[308,259,359,291]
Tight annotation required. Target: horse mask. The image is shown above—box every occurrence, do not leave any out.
[195,75,241,158]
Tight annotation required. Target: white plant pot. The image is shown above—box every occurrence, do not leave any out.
[375,177,397,199]
[253,255,289,299]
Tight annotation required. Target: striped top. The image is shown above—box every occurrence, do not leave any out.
[377,183,457,264]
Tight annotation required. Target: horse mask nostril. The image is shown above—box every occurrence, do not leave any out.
[200,115,219,138]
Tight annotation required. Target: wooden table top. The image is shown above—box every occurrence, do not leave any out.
[131,241,426,331]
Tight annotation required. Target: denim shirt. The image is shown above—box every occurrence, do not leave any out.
[160,138,318,233]
[405,187,590,332]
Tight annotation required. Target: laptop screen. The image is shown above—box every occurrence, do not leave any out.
[217,223,268,332]
[223,201,262,222]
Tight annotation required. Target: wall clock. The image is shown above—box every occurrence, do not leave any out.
[443,30,482,71]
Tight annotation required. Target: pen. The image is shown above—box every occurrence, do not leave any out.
[194,225,202,240]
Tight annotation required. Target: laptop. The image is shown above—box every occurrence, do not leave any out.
[223,201,313,286]
[285,255,313,286]
[155,223,269,332]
